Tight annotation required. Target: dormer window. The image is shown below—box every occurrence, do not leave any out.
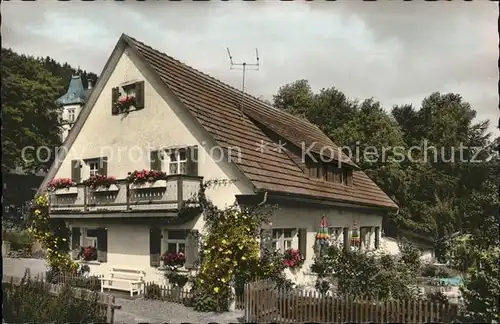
[307,159,353,186]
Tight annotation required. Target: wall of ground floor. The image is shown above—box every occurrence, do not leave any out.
[68,204,386,287]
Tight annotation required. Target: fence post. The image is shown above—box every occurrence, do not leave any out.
[106,295,115,324]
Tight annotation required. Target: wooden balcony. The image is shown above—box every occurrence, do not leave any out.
[48,175,202,216]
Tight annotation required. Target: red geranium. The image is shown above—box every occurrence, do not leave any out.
[161,251,186,268]
[78,246,97,261]
[127,169,167,185]
[115,95,136,112]
[83,175,117,190]
[283,248,304,269]
[47,178,75,191]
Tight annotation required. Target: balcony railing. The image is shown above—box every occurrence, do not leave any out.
[48,175,202,214]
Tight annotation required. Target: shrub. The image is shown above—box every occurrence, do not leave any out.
[3,228,35,253]
[3,275,106,323]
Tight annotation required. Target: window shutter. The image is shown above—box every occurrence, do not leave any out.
[71,227,81,260]
[71,160,81,183]
[97,228,108,262]
[111,87,120,115]
[149,228,162,267]
[185,230,199,269]
[186,146,199,176]
[298,228,307,260]
[374,227,380,249]
[150,151,161,171]
[134,81,145,109]
[343,227,349,252]
[260,228,273,257]
[98,157,108,176]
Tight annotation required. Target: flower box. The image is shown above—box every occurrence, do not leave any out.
[129,180,167,189]
[47,178,76,192]
[83,175,118,191]
[92,184,119,192]
[54,187,79,195]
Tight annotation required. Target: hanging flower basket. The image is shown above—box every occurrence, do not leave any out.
[114,95,136,112]
[78,246,98,261]
[127,169,167,185]
[283,248,304,269]
[83,175,117,190]
[47,178,76,192]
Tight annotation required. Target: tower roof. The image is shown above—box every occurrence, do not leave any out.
[55,75,88,106]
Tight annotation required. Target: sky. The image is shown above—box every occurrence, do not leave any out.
[3,0,499,138]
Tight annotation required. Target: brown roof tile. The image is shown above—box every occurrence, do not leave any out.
[125,35,398,210]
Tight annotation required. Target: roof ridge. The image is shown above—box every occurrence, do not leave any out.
[124,34,318,128]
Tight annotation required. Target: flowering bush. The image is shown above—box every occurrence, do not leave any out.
[114,95,136,112]
[78,246,98,261]
[161,251,186,268]
[47,178,75,191]
[82,175,117,190]
[127,169,167,185]
[28,195,77,274]
[283,249,304,269]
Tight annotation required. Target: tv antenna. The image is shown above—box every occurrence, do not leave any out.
[226,47,260,94]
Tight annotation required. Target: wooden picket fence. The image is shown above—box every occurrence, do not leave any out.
[244,279,460,323]
[3,274,121,323]
[144,281,194,304]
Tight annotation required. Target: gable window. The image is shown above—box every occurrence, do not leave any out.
[272,228,294,252]
[88,160,100,177]
[165,230,188,254]
[111,81,145,115]
[168,148,187,175]
[67,108,76,122]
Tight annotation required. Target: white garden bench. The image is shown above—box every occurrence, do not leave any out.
[99,268,145,297]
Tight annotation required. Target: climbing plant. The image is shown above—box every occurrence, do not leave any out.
[187,180,280,312]
[28,194,77,274]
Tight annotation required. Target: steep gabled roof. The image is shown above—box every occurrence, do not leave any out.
[123,35,397,210]
[38,34,397,210]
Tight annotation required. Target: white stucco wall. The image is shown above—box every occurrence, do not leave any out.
[269,205,383,286]
[70,217,205,284]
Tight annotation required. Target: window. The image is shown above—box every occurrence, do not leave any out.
[72,227,108,262]
[360,227,373,250]
[68,108,76,122]
[121,83,136,99]
[166,230,188,254]
[88,160,100,177]
[168,148,187,175]
[272,229,294,252]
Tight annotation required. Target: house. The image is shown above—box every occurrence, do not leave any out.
[37,34,398,286]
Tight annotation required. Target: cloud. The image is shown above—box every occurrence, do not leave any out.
[2,1,498,137]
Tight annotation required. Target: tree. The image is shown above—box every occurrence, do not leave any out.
[1,48,98,174]
[272,81,498,255]
[1,48,64,173]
